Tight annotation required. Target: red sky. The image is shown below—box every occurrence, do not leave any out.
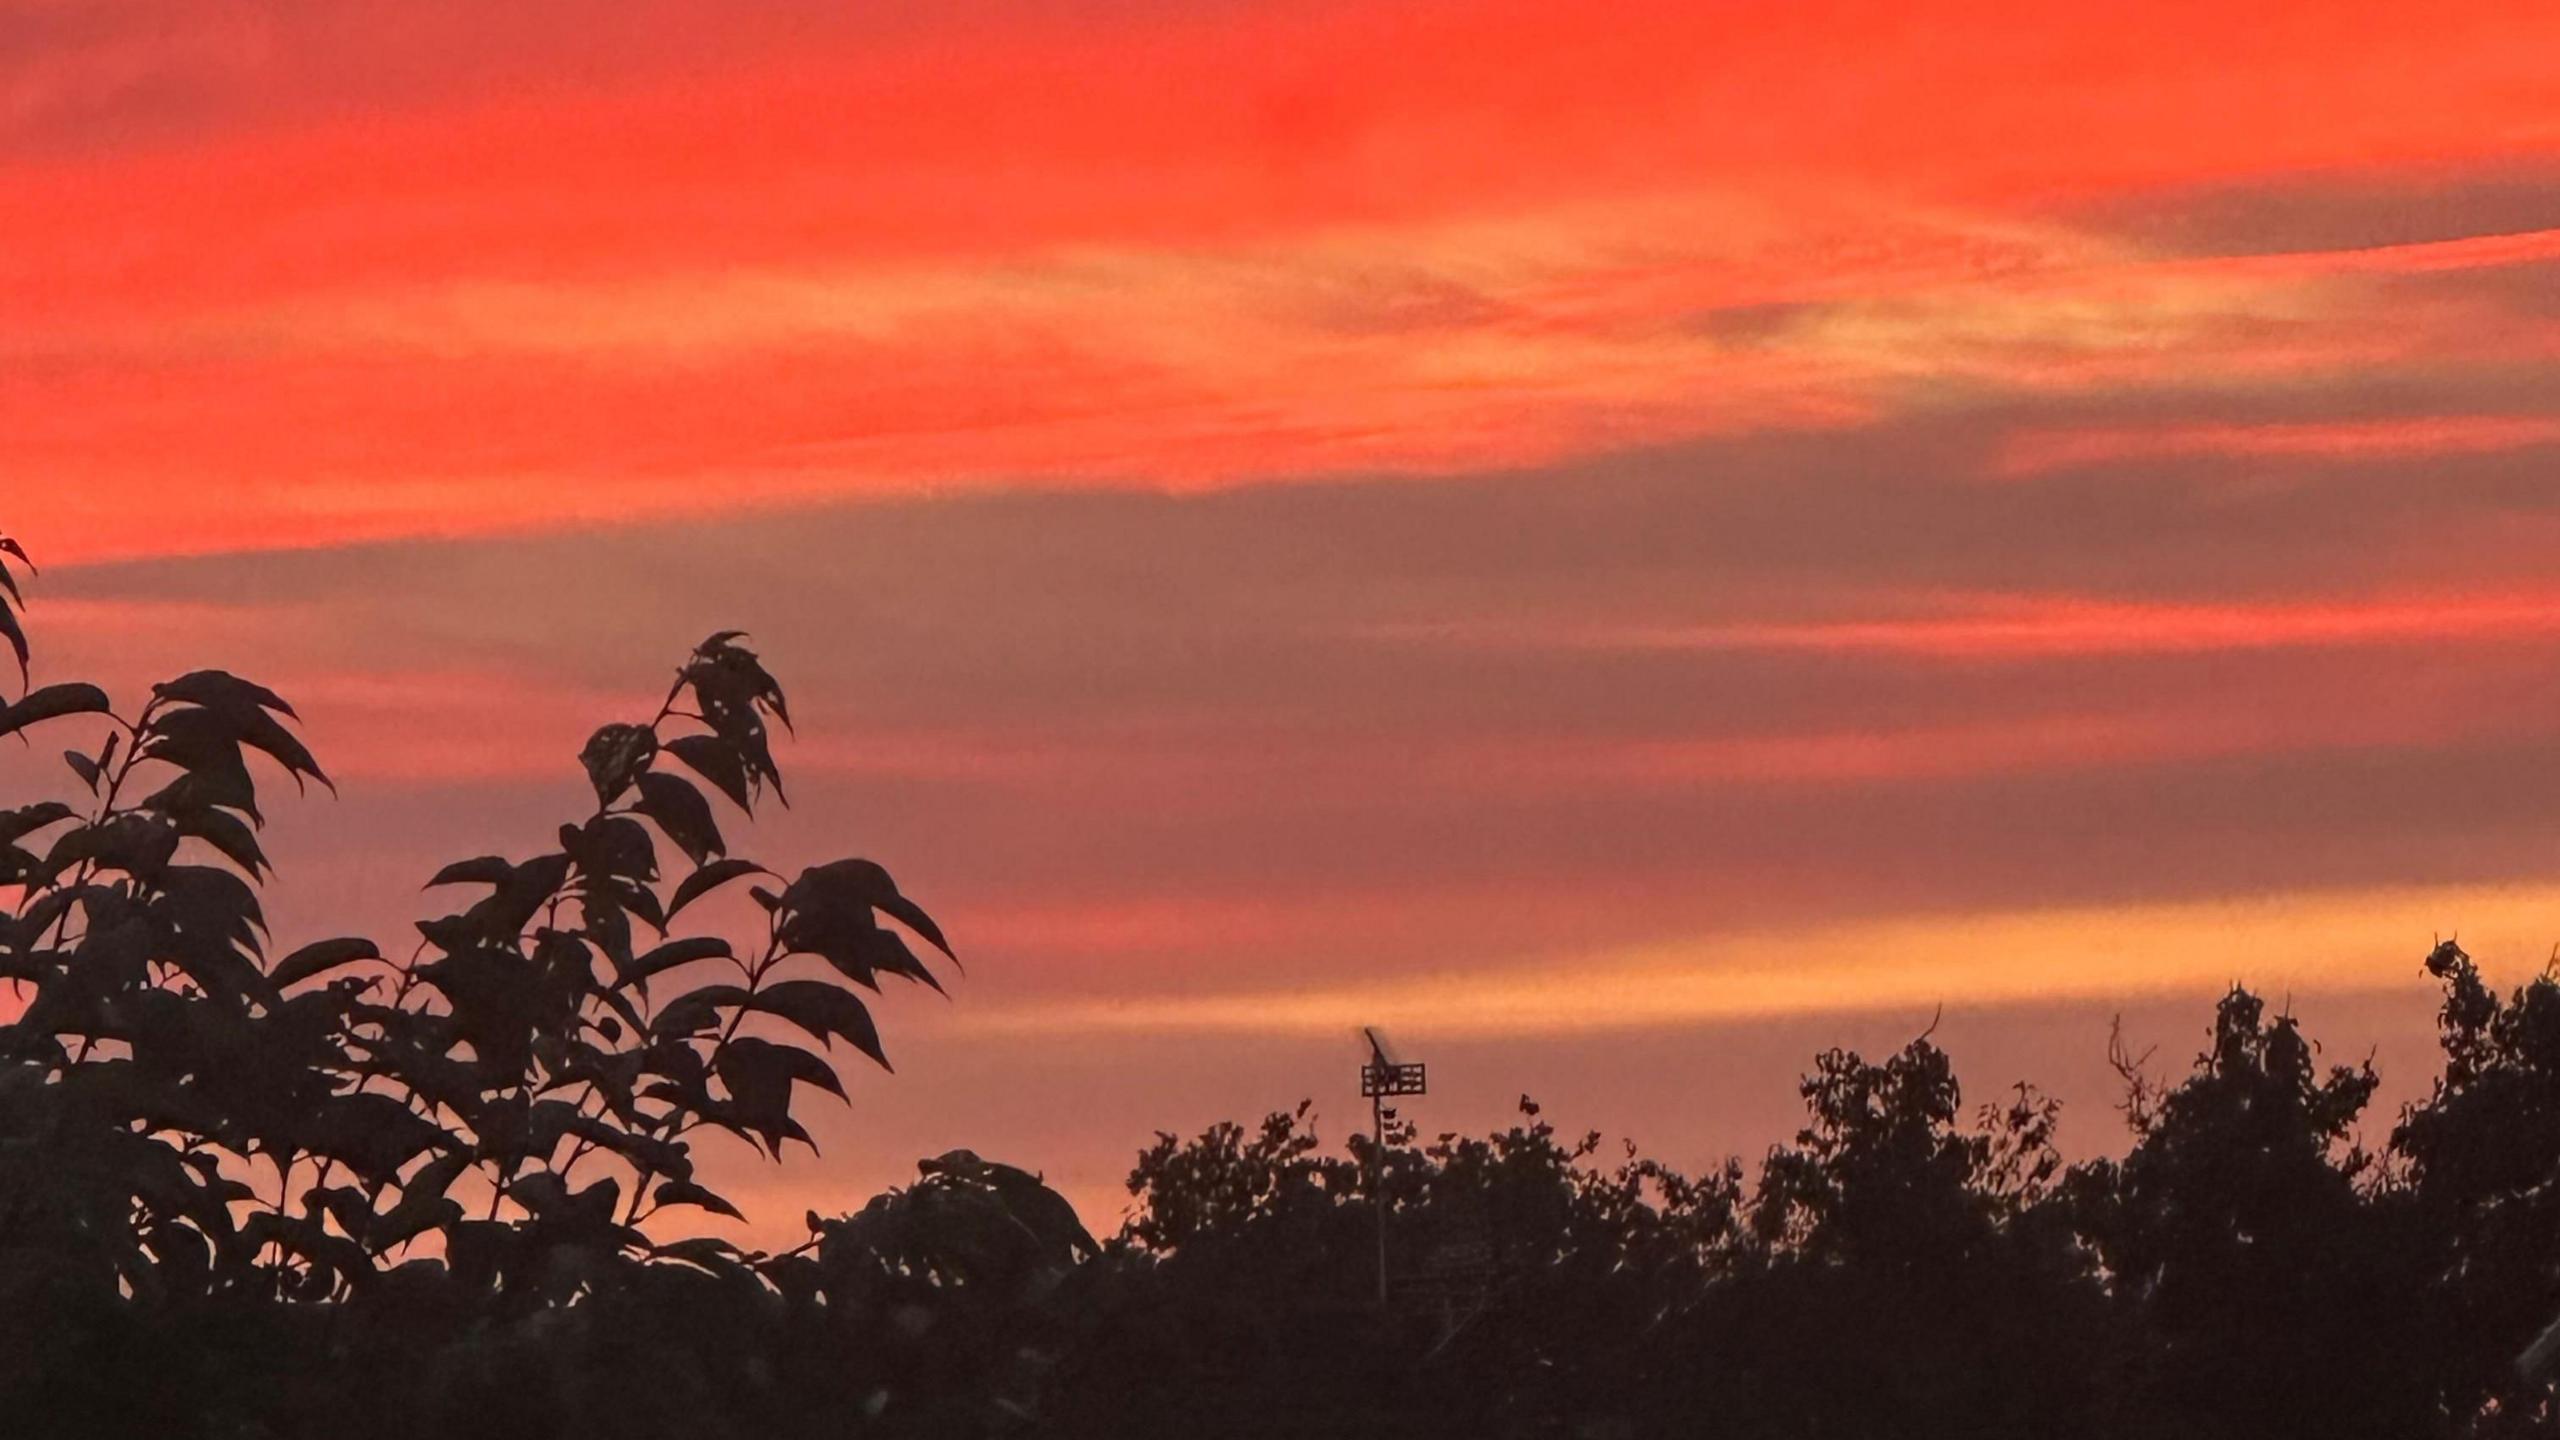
[11,0,2560,1236]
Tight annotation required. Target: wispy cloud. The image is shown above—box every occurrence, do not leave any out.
[953,880,2560,1040]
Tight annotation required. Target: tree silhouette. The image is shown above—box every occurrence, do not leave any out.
[0,527,1087,1437]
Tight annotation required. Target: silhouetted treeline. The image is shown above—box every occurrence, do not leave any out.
[9,526,2560,1437]
[1040,952,2560,1440]
[19,957,2560,1438]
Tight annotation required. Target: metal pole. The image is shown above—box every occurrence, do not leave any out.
[1373,1084,1388,1307]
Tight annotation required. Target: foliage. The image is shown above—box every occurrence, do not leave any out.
[0,529,1089,1437]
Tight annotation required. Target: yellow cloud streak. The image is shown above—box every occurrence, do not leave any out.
[952,881,2560,1042]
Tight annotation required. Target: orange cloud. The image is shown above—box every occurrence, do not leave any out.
[1413,590,2560,661]
[10,2,2560,564]
[1997,415,2560,476]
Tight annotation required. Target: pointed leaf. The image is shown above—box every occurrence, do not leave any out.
[0,682,110,740]
[664,734,754,812]
[634,771,723,866]
[272,937,383,989]
[0,802,74,846]
[153,670,297,721]
[667,858,771,921]
[746,981,888,1071]
[171,804,269,878]
[426,856,515,889]
[580,723,657,806]
[654,1179,745,1222]
[0,602,24,686]
[627,936,733,986]
[720,1033,847,1104]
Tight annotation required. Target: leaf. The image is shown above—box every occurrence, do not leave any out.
[171,804,269,878]
[66,731,120,795]
[651,983,748,1038]
[634,771,724,866]
[565,814,656,885]
[371,1188,463,1252]
[580,723,658,805]
[426,856,516,889]
[745,981,888,1071]
[0,601,23,687]
[0,801,75,846]
[720,1033,847,1104]
[301,1092,457,1188]
[43,813,179,883]
[140,749,263,827]
[653,1237,753,1281]
[841,926,946,997]
[272,937,383,989]
[153,669,296,721]
[150,672,330,793]
[801,858,955,960]
[0,682,110,740]
[680,641,789,807]
[664,734,754,812]
[626,936,733,987]
[653,1179,745,1222]
[666,858,772,920]
[163,861,267,937]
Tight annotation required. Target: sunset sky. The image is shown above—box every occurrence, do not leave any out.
[11,0,2560,1236]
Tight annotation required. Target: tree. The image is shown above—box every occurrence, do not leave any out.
[2066,986,2431,1439]
[0,526,1086,1437]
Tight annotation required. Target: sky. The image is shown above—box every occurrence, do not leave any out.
[9,0,2560,1238]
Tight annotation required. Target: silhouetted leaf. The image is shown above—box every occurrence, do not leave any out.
[799,858,955,959]
[0,681,110,740]
[372,1176,465,1251]
[150,672,330,793]
[63,748,100,790]
[171,804,268,878]
[141,748,263,826]
[837,925,946,997]
[664,734,754,812]
[160,863,267,944]
[667,858,772,920]
[652,984,748,1038]
[654,1179,745,1222]
[43,813,180,883]
[721,1033,848,1104]
[0,600,24,686]
[565,815,657,885]
[634,771,724,866]
[0,800,74,845]
[154,669,296,721]
[744,981,888,1071]
[682,637,790,807]
[653,1236,751,1275]
[272,937,383,989]
[627,935,733,988]
[426,856,515,889]
[301,1092,457,1188]
[580,722,657,805]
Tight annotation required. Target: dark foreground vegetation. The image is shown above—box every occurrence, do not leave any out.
[7,529,2560,1438]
